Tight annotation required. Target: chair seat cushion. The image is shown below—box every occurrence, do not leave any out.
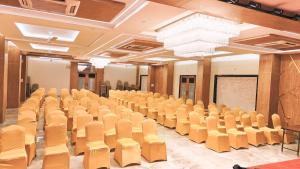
[44,144,69,155]
[0,149,27,160]
[117,138,139,147]
[87,141,108,150]
[144,135,165,144]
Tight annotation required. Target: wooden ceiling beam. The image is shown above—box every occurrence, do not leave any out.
[148,0,300,34]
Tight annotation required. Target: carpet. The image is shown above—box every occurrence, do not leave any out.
[249,159,300,169]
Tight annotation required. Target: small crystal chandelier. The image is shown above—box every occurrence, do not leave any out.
[89,57,111,68]
[157,13,240,57]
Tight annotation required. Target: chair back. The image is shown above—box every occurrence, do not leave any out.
[241,114,252,127]
[45,124,66,147]
[86,121,104,142]
[116,119,132,139]
[142,119,157,137]
[250,111,257,124]
[256,114,266,128]
[189,111,200,125]
[0,125,25,152]
[206,116,218,131]
[272,114,281,129]
[103,113,117,131]
[224,114,236,130]
[130,113,143,129]
[77,114,93,129]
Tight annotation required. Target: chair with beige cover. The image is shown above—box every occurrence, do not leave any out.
[250,111,258,128]
[0,125,27,169]
[176,107,190,135]
[47,88,57,97]
[186,99,194,113]
[142,119,167,162]
[83,121,110,169]
[75,114,93,155]
[114,119,141,167]
[17,116,37,165]
[157,102,166,125]
[43,124,69,169]
[272,114,295,144]
[224,114,248,149]
[103,113,118,150]
[206,116,230,152]
[257,114,281,145]
[164,103,177,128]
[131,113,144,145]
[189,111,207,143]
[241,114,266,146]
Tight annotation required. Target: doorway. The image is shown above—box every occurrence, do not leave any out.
[140,75,148,91]
[179,75,196,102]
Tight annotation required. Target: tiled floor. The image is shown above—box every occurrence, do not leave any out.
[1,108,298,169]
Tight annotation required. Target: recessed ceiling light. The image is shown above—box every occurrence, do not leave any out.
[16,22,80,42]
[30,43,69,52]
[145,57,177,62]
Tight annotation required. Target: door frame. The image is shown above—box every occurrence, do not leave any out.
[178,75,196,100]
[139,75,148,90]
[213,74,259,109]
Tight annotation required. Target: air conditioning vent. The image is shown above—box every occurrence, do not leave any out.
[18,0,32,8]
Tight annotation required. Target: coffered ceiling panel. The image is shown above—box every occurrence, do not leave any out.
[115,39,162,52]
[234,34,300,51]
[0,0,126,22]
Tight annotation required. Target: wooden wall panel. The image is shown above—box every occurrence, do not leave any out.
[7,45,21,108]
[147,66,155,92]
[136,65,140,88]
[278,54,300,126]
[0,35,7,122]
[147,63,174,95]
[20,55,27,102]
[256,54,281,126]
[70,62,78,90]
[166,62,174,95]
[95,68,104,95]
[196,58,211,107]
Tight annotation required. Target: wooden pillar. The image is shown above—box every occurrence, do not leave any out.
[147,66,155,92]
[7,45,21,108]
[165,62,174,95]
[256,54,281,126]
[147,63,174,95]
[0,35,7,122]
[196,58,211,107]
[20,55,27,102]
[136,65,140,88]
[70,62,78,90]
[95,68,104,94]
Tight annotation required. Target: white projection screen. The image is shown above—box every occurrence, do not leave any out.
[214,75,258,111]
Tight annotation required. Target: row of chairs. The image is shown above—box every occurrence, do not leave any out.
[59,88,167,168]
[109,90,296,153]
[0,88,45,169]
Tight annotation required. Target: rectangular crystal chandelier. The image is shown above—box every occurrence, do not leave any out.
[157,13,240,57]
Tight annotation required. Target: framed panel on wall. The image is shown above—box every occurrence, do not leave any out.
[213,75,258,111]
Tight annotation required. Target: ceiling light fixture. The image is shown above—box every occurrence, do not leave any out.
[30,43,69,52]
[16,22,80,42]
[145,57,177,62]
[89,57,111,68]
[157,13,240,58]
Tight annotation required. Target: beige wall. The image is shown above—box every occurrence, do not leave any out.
[171,55,259,106]
[209,54,259,103]
[104,64,137,89]
[27,57,70,94]
[173,60,198,98]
